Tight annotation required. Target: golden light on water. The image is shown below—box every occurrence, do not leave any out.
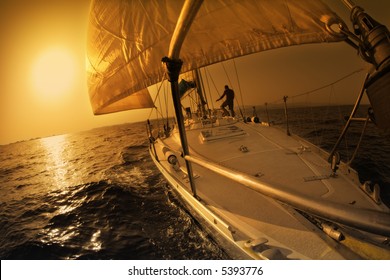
[40,134,68,187]
[87,230,102,252]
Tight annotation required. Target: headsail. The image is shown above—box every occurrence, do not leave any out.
[87,0,345,115]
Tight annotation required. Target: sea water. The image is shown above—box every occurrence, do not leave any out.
[1,106,389,259]
[0,123,227,259]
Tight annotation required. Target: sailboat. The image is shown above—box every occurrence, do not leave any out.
[86,0,390,259]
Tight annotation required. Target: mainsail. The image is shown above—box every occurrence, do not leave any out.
[87,0,346,115]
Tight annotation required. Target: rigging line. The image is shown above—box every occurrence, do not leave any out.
[203,68,215,111]
[147,91,159,132]
[307,95,321,146]
[221,61,235,110]
[292,68,365,99]
[153,84,162,128]
[221,61,245,119]
[155,108,161,132]
[157,83,164,123]
[268,68,365,104]
[164,80,171,127]
[148,72,168,119]
[152,104,167,120]
[154,73,168,103]
[183,89,199,107]
[196,69,206,104]
[147,87,167,127]
[155,84,166,125]
[198,69,212,117]
[153,79,169,126]
[307,84,334,147]
[221,61,233,87]
[233,59,246,116]
[147,106,155,122]
[206,67,221,97]
[348,114,369,166]
[318,84,336,145]
[335,95,351,161]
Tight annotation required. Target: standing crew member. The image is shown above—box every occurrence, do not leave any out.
[216,85,235,117]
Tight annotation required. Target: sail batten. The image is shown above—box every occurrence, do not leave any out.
[87,0,346,115]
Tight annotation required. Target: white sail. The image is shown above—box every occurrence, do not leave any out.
[87,0,345,115]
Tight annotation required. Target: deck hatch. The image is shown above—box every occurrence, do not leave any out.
[200,125,246,142]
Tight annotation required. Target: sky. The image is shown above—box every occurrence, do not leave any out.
[0,0,389,145]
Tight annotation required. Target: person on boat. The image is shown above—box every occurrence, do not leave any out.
[217,85,235,117]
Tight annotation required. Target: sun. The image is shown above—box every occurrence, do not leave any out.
[31,48,76,98]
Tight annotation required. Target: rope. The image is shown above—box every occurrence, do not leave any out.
[348,115,370,165]
[268,68,365,105]
[205,67,221,97]
[148,73,167,120]
[233,59,246,116]
[165,81,169,121]
[203,68,216,111]
[221,61,233,88]
[221,61,245,119]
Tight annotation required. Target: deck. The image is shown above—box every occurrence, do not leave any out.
[152,120,387,259]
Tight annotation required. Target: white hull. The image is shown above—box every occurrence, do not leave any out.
[149,119,390,259]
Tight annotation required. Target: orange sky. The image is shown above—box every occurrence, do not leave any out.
[0,0,389,145]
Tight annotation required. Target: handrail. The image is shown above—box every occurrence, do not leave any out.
[184,153,390,237]
[328,73,369,162]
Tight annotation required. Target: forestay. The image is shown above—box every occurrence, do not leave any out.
[87,0,346,115]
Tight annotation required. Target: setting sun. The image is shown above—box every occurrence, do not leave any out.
[31,48,76,98]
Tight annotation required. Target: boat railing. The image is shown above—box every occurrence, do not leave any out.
[328,74,369,162]
[183,153,390,237]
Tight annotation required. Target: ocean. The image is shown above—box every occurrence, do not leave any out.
[1,105,389,260]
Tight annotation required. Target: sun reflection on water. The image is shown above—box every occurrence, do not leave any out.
[40,135,68,188]
[86,230,102,251]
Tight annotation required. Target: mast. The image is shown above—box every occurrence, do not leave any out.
[162,0,204,198]
[194,69,208,118]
